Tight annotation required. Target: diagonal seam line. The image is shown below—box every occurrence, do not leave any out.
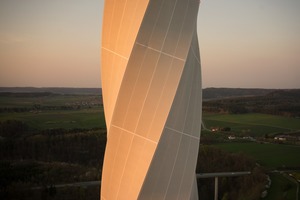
[112,125,158,144]
[102,47,129,60]
[136,42,185,62]
[165,126,200,140]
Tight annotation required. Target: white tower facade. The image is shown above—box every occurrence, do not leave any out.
[101,0,202,199]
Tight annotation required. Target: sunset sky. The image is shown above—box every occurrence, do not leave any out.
[0,0,299,89]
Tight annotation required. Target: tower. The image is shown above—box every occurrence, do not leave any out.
[101,0,202,199]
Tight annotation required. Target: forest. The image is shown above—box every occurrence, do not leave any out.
[203,89,300,117]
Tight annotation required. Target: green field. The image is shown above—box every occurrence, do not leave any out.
[0,108,105,130]
[264,173,298,200]
[203,113,300,169]
[0,94,105,130]
[203,113,300,137]
[214,142,300,169]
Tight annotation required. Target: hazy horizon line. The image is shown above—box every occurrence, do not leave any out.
[0,86,299,90]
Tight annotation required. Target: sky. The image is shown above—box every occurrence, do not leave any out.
[0,0,299,89]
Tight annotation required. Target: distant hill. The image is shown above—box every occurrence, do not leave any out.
[0,87,279,97]
[1,87,298,101]
[202,87,276,100]
[0,87,102,95]
[203,89,300,117]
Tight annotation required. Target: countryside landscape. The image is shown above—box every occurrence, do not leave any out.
[0,87,299,200]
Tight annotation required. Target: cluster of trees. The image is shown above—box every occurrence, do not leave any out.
[0,107,31,113]
[0,160,99,188]
[0,87,101,95]
[0,92,102,113]
[203,89,300,117]
[196,146,266,200]
[202,88,275,100]
[0,120,29,137]
[0,121,106,199]
[0,104,100,113]
[0,92,54,98]
[0,160,100,200]
[0,126,106,167]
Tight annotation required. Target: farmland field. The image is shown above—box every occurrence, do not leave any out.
[0,108,105,130]
[203,113,300,169]
[0,93,105,130]
[214,142,300,169]
[203,113,300,137]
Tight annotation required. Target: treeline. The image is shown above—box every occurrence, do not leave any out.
[196,145,266,200]
[0,120,29,137]
[0,160,100,200]
[203,88,275,100]
[0,118,107,199]
[0,120,100,138]
[0,160,98,188]
[0,105,94,113]
[0,87,102,95]
[0,92,55,98]
[203,89,300,117]
[0,92,102,113]
[0,118,106,199]
[0,127,106,167]
[0,103,102,113]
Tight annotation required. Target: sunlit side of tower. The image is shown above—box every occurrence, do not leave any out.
[101,0,202,199]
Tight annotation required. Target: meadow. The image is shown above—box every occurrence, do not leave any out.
[214,142,300,169]
[203,113,300,137]
[0,93,105,130]
[202,113,300,169]
[0,109,105,130]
